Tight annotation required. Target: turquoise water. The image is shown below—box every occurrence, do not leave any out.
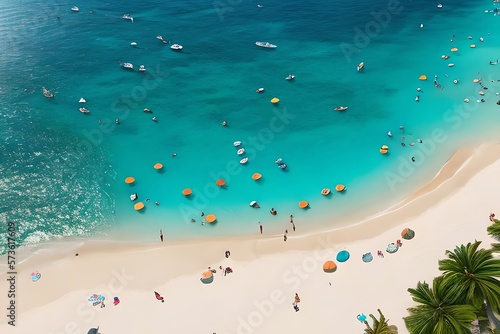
[2,0,500,254]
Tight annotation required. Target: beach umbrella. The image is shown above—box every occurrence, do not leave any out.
[322,260,337,273]
[87,327,99,334]
[201,270,214,284]
[335,184,346,192]
[386,243,399,253]
[336,250,350,262]
[298,200,309,209]
[270,97,280,104]
[216,179,226,187]
[182,188,193,196]
[124,177,135,184]
[419,75,427,81]
[321,188,331,196]
[401,228,415,240]
[362,252,373,263]
[450,47,458,52]
[154,163,163,170]
[134,202,145,211]
[252,172,262,180]
[206,214,217,223]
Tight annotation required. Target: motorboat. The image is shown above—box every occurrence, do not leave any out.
[255,41,277,48]
[144,108,152,113]
[156,35,163,41]
[130,193,138,201]
[480,37,484,42]
[275,158,282,164]
[240,157,248,164]
[256,88,264,93]
[415,95,420,102]
[285,74,295,80]
[170,44,183,51]
[249,201,260,208]
[387,131,392,137]
[237,148,245,155]
[139,65,146,72]
[490,60,499,65]
[464,98,470,103]
[357,62,364,72]
[448,63,455,67]
[437,3,443,8]
[122,14,133,22]
[152,116,158,122]
[79,107,90,114]
[333,106,348,111]
[441,55,450,59]
[233,141,242,147]
[122,62,133,70]
[277,163,287,169]
[42,87,54,98]
[79,98,86,103]
[453,79,459,84]
[131,42,137,47]
[71,6,79,12]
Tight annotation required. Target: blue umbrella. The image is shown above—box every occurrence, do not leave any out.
[336,250,350,262]
[362,252,373,263]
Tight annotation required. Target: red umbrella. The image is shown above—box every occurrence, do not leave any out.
[154,291,164,303]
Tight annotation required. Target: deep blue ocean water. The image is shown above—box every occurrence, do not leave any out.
[1,0,500,254]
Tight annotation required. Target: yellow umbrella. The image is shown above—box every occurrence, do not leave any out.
[298,200,309,208]
[216,179,226,187]
[419,75,427,81]
[252,173,262,180]
[270,97,280,104]
[134,202,145,210]
[335,184,346,192]
[321,188,331,196]
[154,163,163,170]
[450,47,458,52]
[206,214,217,223]
[323,260,337,273]
[182,188,193,196]
[125,177,135,184]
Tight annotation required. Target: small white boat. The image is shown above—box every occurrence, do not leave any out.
[255,41,277,48]
[71,6,79,12]
[387,131,392,137]
[237,148,245,155]
[437,3,443,8]
[233,141,242,147]
[357,62,364,72]
[240,157,248,164]
[130,193,137,201]
[420,23,424,28]
[170,44,183,50]
[156,35,163,41]
[448,63,455,67]
[256,88,264,93]
[277,163,287,169]
[42,87,54,98]
[79,107,90,114]
[333,106,348,111]
[79,98,86,103]
[415,95,420,102]
[453,79,459,84]
[441,55,450,60]
[480,37,484,42]
[122,62,133,70]
[257,4,263,7]
[122,14,133,22]
[139,65,146,72]
[249,201,260,208]
[275,158,282,164]
[285,74,295,80]
[464,98,470,103]
[131,42,137,47]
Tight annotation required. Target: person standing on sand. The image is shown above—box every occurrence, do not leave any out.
[259,222,263,234]
[284,234,287,242]
[159,229,163,242]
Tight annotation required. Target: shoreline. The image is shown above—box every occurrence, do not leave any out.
[0,142,498,332]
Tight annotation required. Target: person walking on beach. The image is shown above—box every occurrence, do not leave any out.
[284,234,287,242]
[259,222,263,234]
[159,229,163,242]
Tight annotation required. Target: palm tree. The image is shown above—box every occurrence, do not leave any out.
[404,276,477,334]
[438,241,500,313]
[363,309,398,334]
[491,243,500,253]
[487,220,500,239]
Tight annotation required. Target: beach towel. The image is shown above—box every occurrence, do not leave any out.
[31,271,41,282]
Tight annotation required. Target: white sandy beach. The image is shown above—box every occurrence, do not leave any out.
[1,143,500,334]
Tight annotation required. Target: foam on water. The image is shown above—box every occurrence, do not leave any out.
[1,0,500,254]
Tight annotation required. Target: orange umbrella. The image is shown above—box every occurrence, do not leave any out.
[182,188,193,196]
[206,214,217,223]
[200,270,214,284]
[298,200,309,209]
[419,75,427,81]
[252,173,262,180]
[125,177,135,184]
[380,148,388,154]
[321,188,331,196]
[216,179,226,187]
[154,163,163,170]
[201,270,213,279]
[134,202,145,210]
[323,260,337,273]
[335,184,346,192]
